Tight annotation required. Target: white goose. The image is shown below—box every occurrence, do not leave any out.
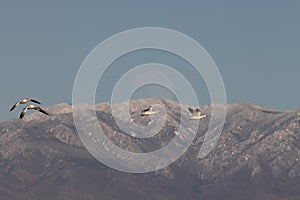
[141,106,159,116]
[188,107,207,120]
[10,98,41,111]
[20,104,49,119]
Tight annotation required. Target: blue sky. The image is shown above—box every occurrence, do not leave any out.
[0,1,299,122]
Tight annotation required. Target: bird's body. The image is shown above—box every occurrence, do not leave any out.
[20,104,48,119]
[141,106,159,116]
[10,98,41,111]
[188,107,207,120]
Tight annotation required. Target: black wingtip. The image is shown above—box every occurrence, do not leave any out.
[188,108,194,113]
[142,108,150,112]
[10,104,17,112]
[39,109,49,116]
[31,99,41,104]
[19,112,25,119]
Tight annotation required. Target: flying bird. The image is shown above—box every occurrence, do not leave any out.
[20,104,49,119]
[188,107,207,120]
[10,98,41,111]
[141,106,159,116]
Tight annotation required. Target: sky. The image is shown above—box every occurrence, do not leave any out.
[0,1,299,122]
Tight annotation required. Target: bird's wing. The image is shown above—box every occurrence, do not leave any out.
[142,107,151,112]
[10,100,21,111]
[188,108,194,113]
[141,107,151,116]
[36,107,49,115]
[29,98,41,104]
[195,108,202,116]
[19,107,28,119]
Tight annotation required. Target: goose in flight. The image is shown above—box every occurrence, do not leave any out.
[10,98,41,111]
[141,106,159,116]
[188,107,207,120]
[20,104,49,119]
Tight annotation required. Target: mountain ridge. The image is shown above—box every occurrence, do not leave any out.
[1,99,300,200]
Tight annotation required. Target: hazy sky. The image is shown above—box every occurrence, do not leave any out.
[1,1,299,122]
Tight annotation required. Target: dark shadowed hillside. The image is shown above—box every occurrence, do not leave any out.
[1,99,300,200]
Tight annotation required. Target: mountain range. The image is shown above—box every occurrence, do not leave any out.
[1,99,300,200]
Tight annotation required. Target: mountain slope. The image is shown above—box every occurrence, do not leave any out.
[1,99,300,200]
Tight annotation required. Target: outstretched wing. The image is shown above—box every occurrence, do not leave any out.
[29,98,41,104]
[195,108,201,112]
[143,106,152,112]
[141,106,152,116]
[10,100,21,111]
[36,107,49,115]
[142,108,150,112]
[188,107,194,113]
[19,107,28,119]
[141,109,149,116]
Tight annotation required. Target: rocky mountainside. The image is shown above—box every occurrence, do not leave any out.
[1,99,300,200]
